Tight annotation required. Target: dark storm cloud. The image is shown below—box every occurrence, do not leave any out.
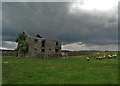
[2,2,118,45]
[2,2,70,40]
[59,8,118,44]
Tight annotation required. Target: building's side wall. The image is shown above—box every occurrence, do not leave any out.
[44,40,61,53]
[43,40,61,57]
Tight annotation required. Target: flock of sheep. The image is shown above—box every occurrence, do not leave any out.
[87,52,117,61]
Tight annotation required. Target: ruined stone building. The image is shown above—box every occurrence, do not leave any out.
[16,32,61,58]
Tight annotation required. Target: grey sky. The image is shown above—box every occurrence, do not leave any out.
[1,1,119,50]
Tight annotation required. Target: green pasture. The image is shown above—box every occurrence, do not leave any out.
[2,54,118,84]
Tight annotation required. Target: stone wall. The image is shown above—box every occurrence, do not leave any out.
[2,50,18,56]
[61,50,101,56]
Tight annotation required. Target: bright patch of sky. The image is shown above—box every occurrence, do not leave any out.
[69,0,118,13]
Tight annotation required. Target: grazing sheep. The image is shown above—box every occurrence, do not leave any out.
[112,54,117,58]
[108,54,112,59]
[103,55,106,58]
[87,57,90,61]
[98,57,102,60]
[61,52,68,58]
[96,56,103,60]
[96,57,99,59]
[114,54,117,57]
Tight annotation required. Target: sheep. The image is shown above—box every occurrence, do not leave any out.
[87,57,90,61]
[108,54,112,59]
[112,54,117,58]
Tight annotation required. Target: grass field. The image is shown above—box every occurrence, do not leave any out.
[2,54,118,84]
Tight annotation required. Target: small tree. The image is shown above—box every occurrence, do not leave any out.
[16,34,28,57]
